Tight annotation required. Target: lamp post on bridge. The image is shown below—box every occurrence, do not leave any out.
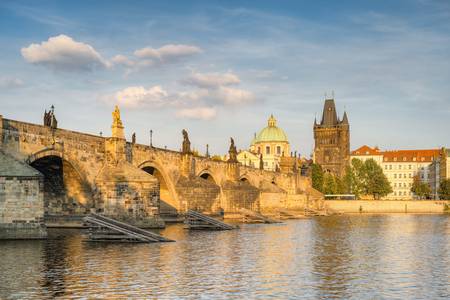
[150,129,153,147]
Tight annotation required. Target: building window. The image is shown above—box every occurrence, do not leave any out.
[394,183,397,187]
[266,146,270,155]
[409,165,412,169]
[399,165,402,170]
[276,146,281,155]
[394,174,397,178]
[389,165,392,170]
[384,165,387,170]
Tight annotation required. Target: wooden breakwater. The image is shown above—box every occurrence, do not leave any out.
[84,213,174,243]
[185,210,237,230]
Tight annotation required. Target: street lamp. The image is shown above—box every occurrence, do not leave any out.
[150,129,153,147]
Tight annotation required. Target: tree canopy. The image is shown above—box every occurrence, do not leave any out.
[312,158,392,199]
[311,163,324,193]
[411,175,432,199]
[438,179,450,200]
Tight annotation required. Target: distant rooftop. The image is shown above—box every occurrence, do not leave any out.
[351,145,441,163]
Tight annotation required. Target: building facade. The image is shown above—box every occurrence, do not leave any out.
[313,98,350,176]
[431,148,450,199]
[237,115,290,171]
[351,145,441,200]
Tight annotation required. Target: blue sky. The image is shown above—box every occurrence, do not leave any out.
[0,0,449,156]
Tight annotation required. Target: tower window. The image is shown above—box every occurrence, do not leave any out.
[276,146,281,155]
[266,146,270,155]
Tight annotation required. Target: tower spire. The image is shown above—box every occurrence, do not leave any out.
[341,110,349,125]
[268,114,277,127]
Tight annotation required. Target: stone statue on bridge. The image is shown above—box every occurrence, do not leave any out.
[228,137,238,163]
[112,105,123,127]
[259,154,264,170]
[182,129,191,154]
[132,132,136,144]
[43,105,57,129]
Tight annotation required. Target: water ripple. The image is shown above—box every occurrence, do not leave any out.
[0,215,449,299]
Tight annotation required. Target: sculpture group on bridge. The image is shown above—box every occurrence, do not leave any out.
[182,129,191,154]
[43,105,57,129]
[228,138,238,163]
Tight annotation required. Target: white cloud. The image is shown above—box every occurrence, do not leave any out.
[21,34,110,71]
[180,71,255,105]
[0,77,24,89]
[114,85,169,108]
[215,86,255,104]
[182,72,240,88]
[112,44,202,75]
[176,107,217,120]
[134,44,202,62]
[111,54,135,67]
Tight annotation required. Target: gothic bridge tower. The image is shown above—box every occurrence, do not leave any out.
[313,98,350,177]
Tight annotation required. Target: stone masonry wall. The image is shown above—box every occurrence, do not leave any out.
[0,176,47,239]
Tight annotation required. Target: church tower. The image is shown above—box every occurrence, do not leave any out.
[313,98,350,176]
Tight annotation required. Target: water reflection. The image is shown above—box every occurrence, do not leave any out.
[0,215,449,299]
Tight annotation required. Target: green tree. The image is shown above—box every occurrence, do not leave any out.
[311,163,324,193]
[323,172,337,194]
[363,159,392,199]
[341,159,366,198]
[438,179,450,200]
[411,175,432,199]
[335,176,346,194]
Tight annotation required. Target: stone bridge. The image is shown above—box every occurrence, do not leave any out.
[0,110,322,222]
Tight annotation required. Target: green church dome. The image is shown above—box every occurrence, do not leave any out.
[252,115,289,145]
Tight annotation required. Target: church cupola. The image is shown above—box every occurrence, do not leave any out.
[268,114,277,127]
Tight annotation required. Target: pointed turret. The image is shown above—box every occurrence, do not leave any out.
[341,111,349,125]
[320,99,338,126]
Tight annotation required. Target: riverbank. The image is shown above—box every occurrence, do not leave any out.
[324,200,450,213]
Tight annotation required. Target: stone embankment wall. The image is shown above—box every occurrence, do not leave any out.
[325,200,450,213]
[0,149,47,239]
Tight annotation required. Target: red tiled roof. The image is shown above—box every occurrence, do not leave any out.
[351,145,381,156]
[351,146,440,163]
[382,149,440,163]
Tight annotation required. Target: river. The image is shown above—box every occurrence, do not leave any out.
[0,214,449,299]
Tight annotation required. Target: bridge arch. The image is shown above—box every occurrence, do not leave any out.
[239,175,253,186]
[138,161,179,214]
[198,170,219,185]
[28,149,93,218]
